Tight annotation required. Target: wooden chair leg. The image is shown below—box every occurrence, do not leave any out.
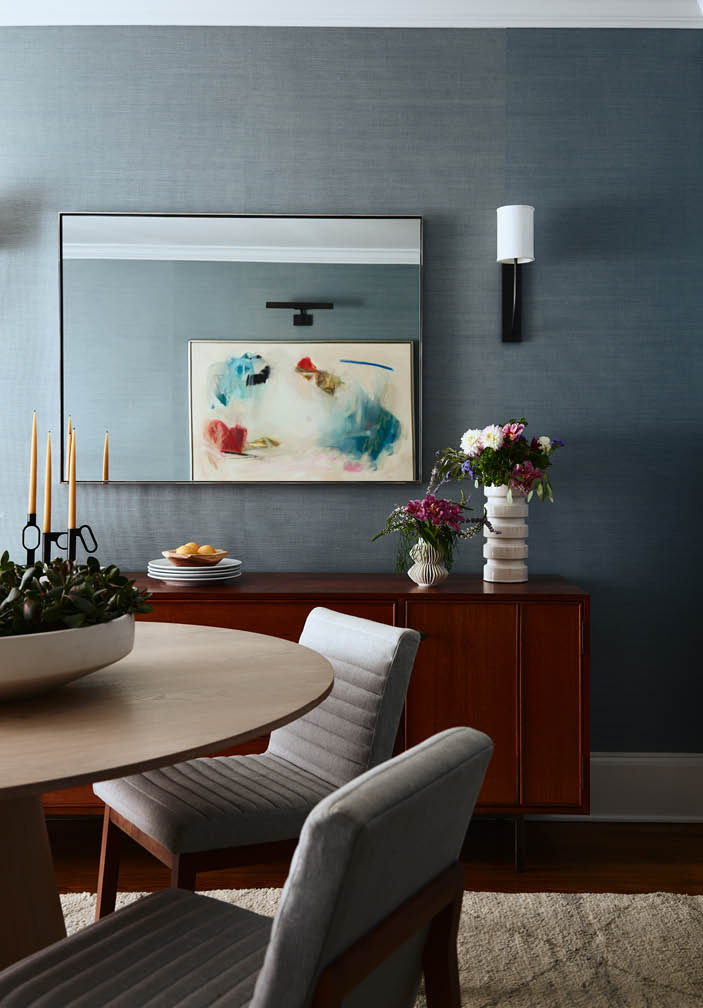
[170,856,197,891]
[422,889,463,1008]
[95,808,122,921]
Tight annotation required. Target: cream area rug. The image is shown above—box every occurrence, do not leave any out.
[61,889,703,1008]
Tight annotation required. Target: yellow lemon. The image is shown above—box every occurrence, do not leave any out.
[198,544,216,554]
[176,542,200,554]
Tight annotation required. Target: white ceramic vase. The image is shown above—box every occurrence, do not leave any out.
[407,539,448,588]
[0,613,135,701]
[483,485,529,582]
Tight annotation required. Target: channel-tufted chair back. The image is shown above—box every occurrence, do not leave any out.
[253,726,494,1008]
[267,607,421,788]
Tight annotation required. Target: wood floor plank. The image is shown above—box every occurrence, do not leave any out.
[48,818,703,896]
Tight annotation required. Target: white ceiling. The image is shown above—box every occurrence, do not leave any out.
[1,1,701,28]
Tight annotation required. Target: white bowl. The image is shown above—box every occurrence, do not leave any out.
[0,614,135,701]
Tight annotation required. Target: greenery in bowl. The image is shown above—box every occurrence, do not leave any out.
[0,554,151,637]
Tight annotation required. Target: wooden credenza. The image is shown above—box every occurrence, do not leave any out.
[42,573,589,818]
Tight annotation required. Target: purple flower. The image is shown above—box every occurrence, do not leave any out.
[461,459,475,480]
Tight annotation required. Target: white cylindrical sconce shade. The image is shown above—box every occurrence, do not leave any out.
[497,205,534,264]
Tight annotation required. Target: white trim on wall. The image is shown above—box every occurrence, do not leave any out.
[2,1,702,28]
[62,243,421,264]
[536,753,703,823]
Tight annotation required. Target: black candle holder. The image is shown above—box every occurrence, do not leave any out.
[40,524,99,565]
[21,513,40,566]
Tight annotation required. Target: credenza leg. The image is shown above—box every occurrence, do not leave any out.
[513,815,527,872]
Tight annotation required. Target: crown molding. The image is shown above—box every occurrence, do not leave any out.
[62,242,421,265]
[2,1,702,28]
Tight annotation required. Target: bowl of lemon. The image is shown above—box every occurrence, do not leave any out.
[162,542,229,567]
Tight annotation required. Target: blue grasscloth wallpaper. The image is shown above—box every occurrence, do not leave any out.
[0,28,701,751]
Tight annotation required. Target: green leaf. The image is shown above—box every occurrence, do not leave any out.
[0,587,20,611]
[62,613,86,629]
[20,566,40,590]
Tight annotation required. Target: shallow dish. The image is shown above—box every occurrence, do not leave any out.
[162,549,229,567]
[0,614,135,701]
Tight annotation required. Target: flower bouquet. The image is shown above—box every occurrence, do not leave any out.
[373,492,487,585]
[428,418,563,502]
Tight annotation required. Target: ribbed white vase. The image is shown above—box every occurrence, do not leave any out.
[407,539,448,588]
[483,484,529,583]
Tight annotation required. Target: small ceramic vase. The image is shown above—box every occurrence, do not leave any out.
[407,539,448,588]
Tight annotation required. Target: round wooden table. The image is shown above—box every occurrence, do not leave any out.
[0,622,333,969]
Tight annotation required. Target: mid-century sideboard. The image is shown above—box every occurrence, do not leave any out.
[42,573,589,832]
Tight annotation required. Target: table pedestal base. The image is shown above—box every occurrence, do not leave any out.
[0,795,66,969]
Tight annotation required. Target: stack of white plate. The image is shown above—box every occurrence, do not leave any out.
[147,558,242,583]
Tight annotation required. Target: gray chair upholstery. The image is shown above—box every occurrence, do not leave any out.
[0,888,272,1007]
[94,608,421,854]
[0,727,493,1008]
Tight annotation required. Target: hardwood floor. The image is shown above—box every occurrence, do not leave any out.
[49,817,703,896]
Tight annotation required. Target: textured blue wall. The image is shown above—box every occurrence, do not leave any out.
[0,28,700,750]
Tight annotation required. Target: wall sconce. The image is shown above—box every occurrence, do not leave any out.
[497,205,534,343]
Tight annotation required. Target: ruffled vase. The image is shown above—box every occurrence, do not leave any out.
[483,485,529,582]
[407,539,448,588]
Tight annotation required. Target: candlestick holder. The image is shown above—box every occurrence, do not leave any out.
[40,524,99,565]
[42,530,66,565]
[68,524,99,563]
[21,513,40,566]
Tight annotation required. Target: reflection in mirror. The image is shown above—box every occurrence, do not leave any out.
[61,215,422,483]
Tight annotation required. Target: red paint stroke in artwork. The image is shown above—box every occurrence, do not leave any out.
[207,419,248,454]
[343,461,363,472]
[296,356,318,372]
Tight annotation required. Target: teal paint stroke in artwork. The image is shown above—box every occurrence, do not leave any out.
[211,353,270,407]
[324,393,401,467]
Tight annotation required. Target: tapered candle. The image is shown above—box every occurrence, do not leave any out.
[68,429,76,530]
[43,431,52,533]
[102,431,109,482]
[28,411,37,514]
[66,415,72,481]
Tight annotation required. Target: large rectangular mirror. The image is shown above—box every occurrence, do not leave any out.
[60,214,422,483]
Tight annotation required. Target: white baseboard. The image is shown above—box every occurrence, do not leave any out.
[534,753,703,823]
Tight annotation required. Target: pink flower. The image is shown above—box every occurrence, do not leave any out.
[510,461,543,495]
[502,422,525,441]
[405,495,465,531]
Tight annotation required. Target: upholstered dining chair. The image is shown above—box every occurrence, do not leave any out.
[0,727,493,1008]
[93,607,422,917]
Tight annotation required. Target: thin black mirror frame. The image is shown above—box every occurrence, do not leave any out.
[59,212,423,486]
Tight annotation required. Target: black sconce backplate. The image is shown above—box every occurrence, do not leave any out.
[501,261,522,343]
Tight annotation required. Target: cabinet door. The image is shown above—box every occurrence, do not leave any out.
[521,602,584,807]
[405,602,518,806]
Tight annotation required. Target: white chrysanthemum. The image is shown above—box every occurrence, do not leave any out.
[537,436,552,453]
[460,428,483,457]
[481,424,505,451]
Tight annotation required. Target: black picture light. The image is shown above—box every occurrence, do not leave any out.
[266,301,334,326]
